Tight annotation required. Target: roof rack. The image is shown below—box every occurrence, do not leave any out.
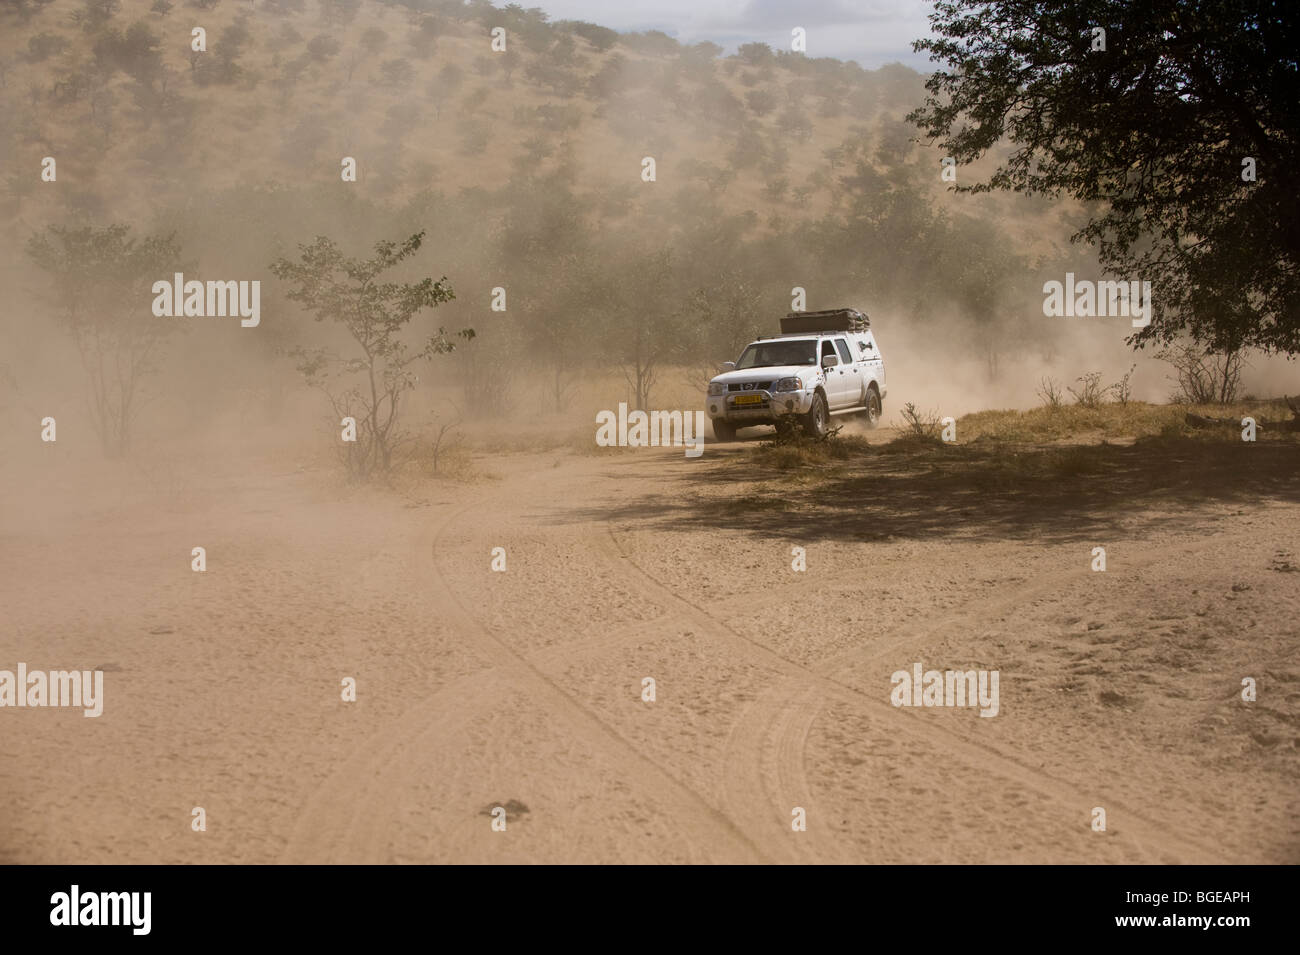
[780,308,870,334]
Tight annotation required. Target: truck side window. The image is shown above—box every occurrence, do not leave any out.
[834,339,852,364]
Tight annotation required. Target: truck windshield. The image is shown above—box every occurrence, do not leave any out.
[736,340,817,369]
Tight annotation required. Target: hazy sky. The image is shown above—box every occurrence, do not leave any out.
[533,0,939,69]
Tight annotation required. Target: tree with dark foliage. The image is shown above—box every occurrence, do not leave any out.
[910,0,1300,353]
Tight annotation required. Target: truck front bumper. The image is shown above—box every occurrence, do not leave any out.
[707,389,813,423]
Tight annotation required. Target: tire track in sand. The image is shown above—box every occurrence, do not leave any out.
[417,500,770,862]
[593,525,1232,863]
[281,499,767,863]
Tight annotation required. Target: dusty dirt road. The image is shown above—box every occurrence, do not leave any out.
[2,434,1297,864]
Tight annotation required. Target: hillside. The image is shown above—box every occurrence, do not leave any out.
[1,0,1075,240]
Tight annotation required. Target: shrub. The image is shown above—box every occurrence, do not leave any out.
[900,401,942,437]
[1068,371,1106,408]
[1037,376,1064,409]
[1157,343,1246,404]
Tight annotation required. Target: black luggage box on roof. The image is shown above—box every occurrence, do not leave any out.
[780,308,870,334]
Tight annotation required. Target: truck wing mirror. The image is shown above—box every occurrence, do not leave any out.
[822,355,838,369]
[721,361,736,371]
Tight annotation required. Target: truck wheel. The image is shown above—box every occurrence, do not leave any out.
[712,419,737,442]
[865,388,882,428]
[802,392,829,438]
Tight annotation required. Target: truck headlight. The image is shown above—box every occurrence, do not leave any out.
[707,382,726,396]
[772,377,802,392]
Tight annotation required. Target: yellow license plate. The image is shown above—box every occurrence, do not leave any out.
[733,394,763,405]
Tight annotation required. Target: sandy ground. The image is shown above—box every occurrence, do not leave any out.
[1,427,1297,864]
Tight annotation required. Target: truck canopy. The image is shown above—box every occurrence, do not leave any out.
[779,308,869,334]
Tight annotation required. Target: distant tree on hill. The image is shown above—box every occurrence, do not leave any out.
[727,125,766,171]
[2,0,58,22]
[51,64,94,103]
[75,0,121,31]
[194,20,249,84]
[534,103,582,131]
[563,20,617,52]
[498,47,520,82]
[267,22,302,52]
[360,26,388,55]
[526,58,582,97]
[409,16,443,58]
[458,117,490,155]
[737,42,774,66]
[586,53,625,99]
[681,41,722,66]
[691,77,745,129]
[496,4,554,51]
[745,88,776,116]
[4,171,36,216]
[623,30,679,57]
[306,35,340,62]
[318,0,359,25]
[27,33,68,62]
[438,61,464,91]
[93,21,164,85]
[778,104,813,142]
[379,57,413,87]
[381,102,421,146]
[460,84,489,112]
[550,32,581,65]
[761,139,790,176]
[764,177,789,201]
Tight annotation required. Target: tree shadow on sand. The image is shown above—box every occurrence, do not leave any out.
[564,434,1300,545]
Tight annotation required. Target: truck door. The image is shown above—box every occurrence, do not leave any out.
[834,338,861,407]
[819,339,849,409]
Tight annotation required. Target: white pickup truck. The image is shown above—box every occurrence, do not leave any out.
[705,308,886,441]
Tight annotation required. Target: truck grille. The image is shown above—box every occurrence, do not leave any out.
[728,381,772,392]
